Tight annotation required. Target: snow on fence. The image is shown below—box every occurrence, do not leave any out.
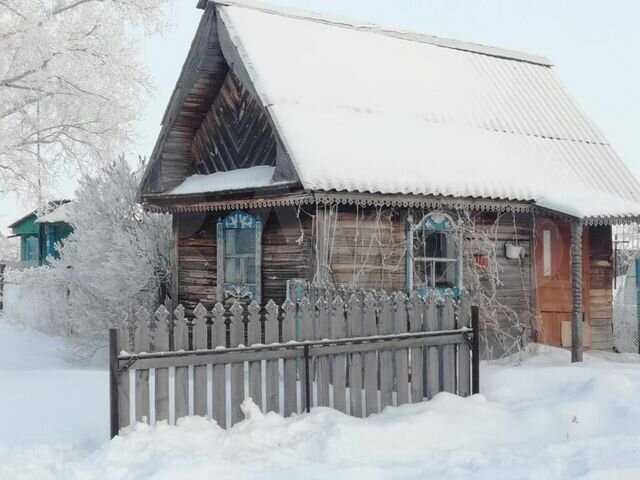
[109,291,479,438]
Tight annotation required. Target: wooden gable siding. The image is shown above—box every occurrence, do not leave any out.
[146,6,229,194]
[192,72,277,174]
[588,225,613,350]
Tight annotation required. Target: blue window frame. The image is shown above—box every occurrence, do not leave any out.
[407,212,461,297]
[217,210,262,302]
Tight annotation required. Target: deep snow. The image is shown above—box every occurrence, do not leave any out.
[2,317,640,479]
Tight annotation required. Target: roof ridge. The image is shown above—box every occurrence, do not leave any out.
[206,0,553,66]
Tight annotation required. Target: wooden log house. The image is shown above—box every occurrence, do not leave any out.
[138,0,640,358]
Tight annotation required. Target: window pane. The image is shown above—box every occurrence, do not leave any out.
[427,232,445,257]
[225,257,241,284]
[435,260,456,289]
[225,228,256,255]
[414,260,432,289]
[415,231,449,258]
[412,226,458,290]
[246,261,256,284]
[543,229,551,276]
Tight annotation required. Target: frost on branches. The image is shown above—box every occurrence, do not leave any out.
[0,0,170,199]
[0,232,18,262]
[7,159,171,356]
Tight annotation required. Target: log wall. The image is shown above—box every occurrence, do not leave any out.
[176,206,620,357]
[176,207,311,310]
[262,208,312,304]
[178,213,218,311]
[321,206,406,291]
[465,212,535,358]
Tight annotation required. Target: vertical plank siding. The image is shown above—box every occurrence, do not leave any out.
[588,225,613,350]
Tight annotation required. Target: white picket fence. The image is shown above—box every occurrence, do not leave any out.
[109,291,478,437]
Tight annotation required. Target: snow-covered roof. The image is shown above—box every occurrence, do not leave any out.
[168,166,291,196]
[36,202,72,224]
[214,1,640,220]
[141,0,640,222]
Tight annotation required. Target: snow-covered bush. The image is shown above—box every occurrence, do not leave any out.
[0,232,18,262]
[6,158,171,355]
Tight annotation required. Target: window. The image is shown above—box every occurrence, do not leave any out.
[407,212,460,295]
[217,210,261,302]
[24,236,39,264]
[542,229,551,277]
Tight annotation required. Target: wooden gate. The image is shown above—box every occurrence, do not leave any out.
[109,292,479,438]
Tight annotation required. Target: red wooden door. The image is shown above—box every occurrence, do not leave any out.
[534,219,590,346]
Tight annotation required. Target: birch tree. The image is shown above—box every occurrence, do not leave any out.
[0,0,170,199]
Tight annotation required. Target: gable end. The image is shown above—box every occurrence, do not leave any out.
[191,72,277,174]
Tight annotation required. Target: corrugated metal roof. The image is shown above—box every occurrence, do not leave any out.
[215,2,640,220]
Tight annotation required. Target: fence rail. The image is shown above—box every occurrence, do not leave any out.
[109,291,479,438]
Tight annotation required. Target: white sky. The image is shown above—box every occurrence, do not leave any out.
[2,0,640,235]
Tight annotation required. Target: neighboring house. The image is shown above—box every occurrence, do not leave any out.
[138,0,640,355]
[8,201,73,266]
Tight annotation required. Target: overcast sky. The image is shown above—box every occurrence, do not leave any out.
[3,0,640,234]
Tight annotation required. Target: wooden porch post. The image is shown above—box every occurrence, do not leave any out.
[570,221,583,362]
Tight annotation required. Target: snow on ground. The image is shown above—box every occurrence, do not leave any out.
[0,319,108,478]
[2,318,640,479]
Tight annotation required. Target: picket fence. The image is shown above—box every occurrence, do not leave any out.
[109,291,479,438]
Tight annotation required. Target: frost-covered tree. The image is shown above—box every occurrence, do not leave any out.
[9,157,171,355]
[0,232,18,262]
[0,0,170,199]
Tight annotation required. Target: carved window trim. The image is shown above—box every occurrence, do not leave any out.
[217,210,262,303]
[406,211,462,296]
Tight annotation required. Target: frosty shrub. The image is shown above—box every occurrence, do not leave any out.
[6,158,171,357]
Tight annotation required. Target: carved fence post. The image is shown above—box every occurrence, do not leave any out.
[378,292,393,409]
[173,304,188,422]
[192,303,208,417]
[134,306,150,423]
[211,302,227,427]
[408,291,424,403]
[298,297,312,412]
[316,296,330,407]
[331,295,347,413]
[363,292,378,415]
[282,299,298,416]
[393,291,409,406]
[230,302,245,423]
[265,299,279,413]
[347,294,363,417]
[247,300,262,408]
